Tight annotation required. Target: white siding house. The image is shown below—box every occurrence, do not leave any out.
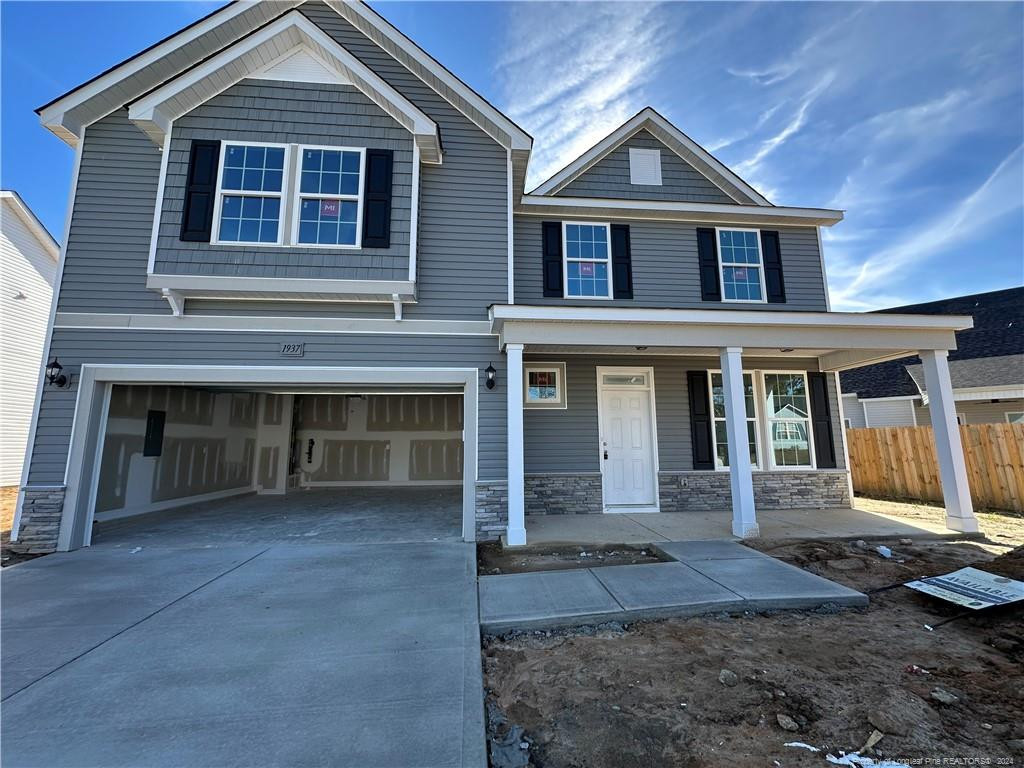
[1,191,59,487]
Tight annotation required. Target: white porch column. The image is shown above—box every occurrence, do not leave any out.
[505,343,527,545]
[720,347,758,538]
[920,349,978,532]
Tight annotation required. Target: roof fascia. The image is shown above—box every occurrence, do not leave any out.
[0,191,60,258]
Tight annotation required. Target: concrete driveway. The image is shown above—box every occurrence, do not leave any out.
[1,489,485,767]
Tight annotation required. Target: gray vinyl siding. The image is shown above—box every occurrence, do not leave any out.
[26,329,506,485]
[56,110,166,314]
[915,398,1024,426]
[514,216,829,311]
[300,1,508,320]
[524,356,846,474]
[862,399,917,427]
[556,130,736,204]
[154,79,413,280]
[842,395,867,429]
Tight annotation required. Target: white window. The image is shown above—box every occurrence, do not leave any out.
[762,372,814,468]
[1006,412,1024,424]
[716,228,767,303]
[709,371,759,469]
[843,418,852,430]
[956,413,967,426]
[629,147,662,185]
[563,222,612,299]
[293,146,364,247]
[524,363,567,409]
[213,141,365,248]
[214,142,288,245]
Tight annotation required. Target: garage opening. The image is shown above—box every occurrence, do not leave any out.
[89,383,465,543]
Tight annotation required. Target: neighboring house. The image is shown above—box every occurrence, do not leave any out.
[11,0,980,554]
[840,288,1024,429]
[1,191,59,489]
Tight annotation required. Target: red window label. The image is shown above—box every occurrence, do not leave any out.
[320,200,340,217]
[579,262,595,276]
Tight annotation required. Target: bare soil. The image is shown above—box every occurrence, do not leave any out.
[483,538,1024,767]
[478,542,667,575]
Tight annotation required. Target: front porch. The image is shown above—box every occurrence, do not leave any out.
[505,503,962,547]
[491,304,978,546]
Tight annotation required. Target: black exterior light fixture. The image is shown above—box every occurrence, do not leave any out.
[45,358,69,388]
[485,363,497,390]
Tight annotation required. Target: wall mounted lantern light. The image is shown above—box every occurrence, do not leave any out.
[45,358,69,388]
[485,363,497,390]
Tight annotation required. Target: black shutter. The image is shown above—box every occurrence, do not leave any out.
[610,224,633,299]
[542,221,563,297]
[760,230,786,303]
[807,372,837,469]
[696,227,721,301]
[179,140,220,242]
[362,149,393,248]
[687,371,714,470]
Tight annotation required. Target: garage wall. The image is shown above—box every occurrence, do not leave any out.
[96,385,258,515]
[294,394,463,485]
[915,398,1024,426]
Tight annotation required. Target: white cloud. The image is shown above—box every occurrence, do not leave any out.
[829,144,1024,310]
[495,2,673,190]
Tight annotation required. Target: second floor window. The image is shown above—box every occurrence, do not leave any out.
[212,142,364,248]
[718,228,766,302]
[563,222,612,299]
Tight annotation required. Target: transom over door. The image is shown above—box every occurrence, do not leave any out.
[600,387,656,508]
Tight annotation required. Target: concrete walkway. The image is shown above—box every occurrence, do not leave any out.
[516,505,957,546]
[478,540,866,632]
[2,490,484,768]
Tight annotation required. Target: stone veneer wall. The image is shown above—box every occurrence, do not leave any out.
[10,486,66,553]
[525,473,603,515]
[658,470,852,511]
[475,481,508,541]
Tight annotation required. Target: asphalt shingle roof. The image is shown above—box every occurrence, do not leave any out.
[839,287,1024,400]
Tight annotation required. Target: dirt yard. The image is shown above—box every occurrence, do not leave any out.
[483,538,1024,767]
[478,543,667,575]
[855,494,1024,547]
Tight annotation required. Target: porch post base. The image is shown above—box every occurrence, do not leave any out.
[945,515,980,534]
[732,519,760,539]
[505,526,527,546]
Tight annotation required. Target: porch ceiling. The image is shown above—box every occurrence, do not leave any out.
[489,305,974,372]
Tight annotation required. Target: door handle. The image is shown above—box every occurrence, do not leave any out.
[306,438,316,463]
[603,450,609,460]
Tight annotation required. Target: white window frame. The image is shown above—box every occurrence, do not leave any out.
[523,362,567,409]
[290,144,366,250]
[708,369,761,471]
[761,370,816,470]
[1006,411,1024,424]
[211,140,291,247]
[715,226,768,304]
[562,220,613,300]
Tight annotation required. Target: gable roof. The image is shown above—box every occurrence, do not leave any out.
[37,0,531,156]
[840,287,1024,399]
[529,107,772,206]
[127,11,442,162]
[0,191,60,259]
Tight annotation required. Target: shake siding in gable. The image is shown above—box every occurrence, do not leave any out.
[514,217,829,311]
[555,130,736,204]
[300,1,508,320]
[155,80,413,281]
[56,111,166,314]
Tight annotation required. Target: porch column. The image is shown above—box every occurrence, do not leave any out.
[506,343,527,545]
[920,349,978,532]
[719,347,758,537]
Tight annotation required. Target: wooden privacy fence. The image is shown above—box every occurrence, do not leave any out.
[846,423,1024,512]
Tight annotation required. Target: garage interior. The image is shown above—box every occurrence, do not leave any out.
[90,384,465,542]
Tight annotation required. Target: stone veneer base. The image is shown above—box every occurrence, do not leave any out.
[475,481,508,541]
[525,473,604,516]
[9,486,66,554]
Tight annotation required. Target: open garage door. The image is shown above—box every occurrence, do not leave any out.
[58,366,479,551]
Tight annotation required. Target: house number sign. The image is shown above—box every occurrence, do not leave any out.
[279,342,305,357]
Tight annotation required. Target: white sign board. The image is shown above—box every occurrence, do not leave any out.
[905,567,1024,610]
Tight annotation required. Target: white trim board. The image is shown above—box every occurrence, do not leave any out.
[55,364,481,551]
[0,191,60,258]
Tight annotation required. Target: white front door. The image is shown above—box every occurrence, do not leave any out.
[600,385,656,508]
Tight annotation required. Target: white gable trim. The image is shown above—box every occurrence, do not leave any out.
[127,12,442,164]
[530,108,771,206]
[0,191,59,259]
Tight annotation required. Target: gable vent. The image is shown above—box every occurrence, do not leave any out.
[253,48,351,86]
[629,147,662,185]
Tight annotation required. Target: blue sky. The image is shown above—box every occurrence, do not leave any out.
[2,1,1022,310]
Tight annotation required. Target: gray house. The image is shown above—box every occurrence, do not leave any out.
[12,0,980,554]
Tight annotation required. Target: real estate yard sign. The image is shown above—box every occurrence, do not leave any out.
[905,567,1024,610]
